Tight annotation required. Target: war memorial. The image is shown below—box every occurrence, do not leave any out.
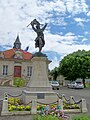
[0,19,88,119]
[22,19,58,104]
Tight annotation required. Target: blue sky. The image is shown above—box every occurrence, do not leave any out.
[0,0,90,70]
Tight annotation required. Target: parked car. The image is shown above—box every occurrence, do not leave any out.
[67,81,84,89]
[49,80,59,90]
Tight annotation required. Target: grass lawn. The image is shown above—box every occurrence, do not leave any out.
[86,83,90,88]
[72,114,90,120]
[33,115,64,120]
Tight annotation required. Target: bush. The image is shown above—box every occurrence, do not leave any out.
[8,97,32,112]
[8,104,17,111]
[13,77,25,87]
[63,104,80,109]
[17,105,25,111]
[8,97,21,105]
[25,105,31,111]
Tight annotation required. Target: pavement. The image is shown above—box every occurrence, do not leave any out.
[0,115,33,120]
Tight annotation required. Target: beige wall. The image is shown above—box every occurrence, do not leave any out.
[57,75,66,86]
[0,59,32,79]
[0,60,14,76]
[21,61,33,77]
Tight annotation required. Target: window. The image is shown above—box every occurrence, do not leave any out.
[3,65,8,75]
[27,66,32,76]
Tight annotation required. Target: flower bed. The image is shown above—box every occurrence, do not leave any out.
[7,97,80,118]
[8,98,31,111]
[8,97,80,111]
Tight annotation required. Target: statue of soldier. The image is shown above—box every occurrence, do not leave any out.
[27,19,47,52]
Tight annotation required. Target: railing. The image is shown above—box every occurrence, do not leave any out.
[60,94,82,105]
[0,74,13,85]
[8,93,22,98]
[0,74,31,86]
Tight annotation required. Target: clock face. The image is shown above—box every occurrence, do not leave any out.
[16,44,19,49]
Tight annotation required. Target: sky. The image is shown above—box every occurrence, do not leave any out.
[0,0,90,70]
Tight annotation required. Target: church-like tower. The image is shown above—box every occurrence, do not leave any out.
[13,35,21,49]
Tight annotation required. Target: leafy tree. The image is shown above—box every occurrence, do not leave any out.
[50,67,58,80]
[58,50,90,87]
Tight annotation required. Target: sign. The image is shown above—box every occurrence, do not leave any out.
[37,93,45,99]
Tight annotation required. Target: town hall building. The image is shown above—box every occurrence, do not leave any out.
[0,35,33,85]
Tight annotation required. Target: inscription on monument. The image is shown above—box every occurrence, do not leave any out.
[37,93,45,99]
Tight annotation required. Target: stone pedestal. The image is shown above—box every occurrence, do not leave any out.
[27,56,52,91]
[1,93,9,115]
[81,99,87,113]
[22,55,58,104]
[31,100,37,114]
[1,100,9,115]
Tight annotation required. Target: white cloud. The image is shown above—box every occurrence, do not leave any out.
[49,56,60,70]
[66,0,88,15]
[74,18,85,22]
[82,38,88,42]
[87,11,90,16]
[74,17,89,22]
[84,31,90,35]
[74,17,89,27]
[65,32,74,36]
[0,0,89,70]
[77,22,84,27]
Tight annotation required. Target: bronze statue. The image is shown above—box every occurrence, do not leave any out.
[27,19,47,52]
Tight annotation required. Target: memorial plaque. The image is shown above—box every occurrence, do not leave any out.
[37,93,45,99]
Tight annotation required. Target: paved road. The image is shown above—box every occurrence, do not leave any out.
[0,86,90,119]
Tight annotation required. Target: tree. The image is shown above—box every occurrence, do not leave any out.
[50,67,58,80]
[58,50,90,87]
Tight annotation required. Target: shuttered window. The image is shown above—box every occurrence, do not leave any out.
[3,65,8,75]
[27,66,32,76]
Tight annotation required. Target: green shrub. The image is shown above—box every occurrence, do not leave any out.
[8,104,17,111]
[13,77,25,87]
[25,105,31,111]
[8,97,32,112]
[8,97,21,105]
[17,105,25,111]
[63,103,80,109]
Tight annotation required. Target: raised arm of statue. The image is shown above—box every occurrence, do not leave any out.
[32,24,37,33]
[31,21,37,32]
[42,23,48,31]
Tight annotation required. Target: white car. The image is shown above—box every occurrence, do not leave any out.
[49,81,59,90]
[67,81,84,89]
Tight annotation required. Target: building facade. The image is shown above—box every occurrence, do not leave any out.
[0,35,33,85]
